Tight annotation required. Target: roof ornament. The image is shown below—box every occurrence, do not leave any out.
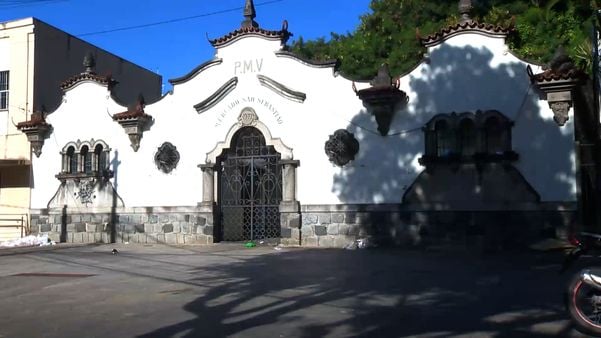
[458,0,473,23]
[83,52,96,74]
[241,0,259,28]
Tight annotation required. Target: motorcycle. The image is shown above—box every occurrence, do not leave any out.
[563,231,601,336]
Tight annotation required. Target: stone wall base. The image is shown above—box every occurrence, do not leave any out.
[30,203,576,251]
[30,207,216,245]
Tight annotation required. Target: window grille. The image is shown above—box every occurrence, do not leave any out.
[0,71,8,110]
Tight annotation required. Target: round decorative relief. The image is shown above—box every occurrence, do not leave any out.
[324,129,359,166]
[154,142,180,174]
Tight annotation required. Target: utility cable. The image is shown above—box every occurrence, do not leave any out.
[77,0,285,37]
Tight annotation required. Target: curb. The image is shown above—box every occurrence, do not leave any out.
[0,243,96,256]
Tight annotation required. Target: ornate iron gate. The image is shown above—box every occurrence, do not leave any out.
[218,127,282,241]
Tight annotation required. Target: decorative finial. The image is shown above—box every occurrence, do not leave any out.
[83,52,96,74]
[458,0,473,23]
[241,0,259,28]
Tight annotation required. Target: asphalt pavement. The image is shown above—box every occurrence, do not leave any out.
[0,243,594,337]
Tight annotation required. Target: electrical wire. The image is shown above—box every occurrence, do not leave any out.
[77,0,285,37]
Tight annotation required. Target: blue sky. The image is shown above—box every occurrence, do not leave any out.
[0,0,372,92]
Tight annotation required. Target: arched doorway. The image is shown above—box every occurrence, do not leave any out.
[217,126,282,241]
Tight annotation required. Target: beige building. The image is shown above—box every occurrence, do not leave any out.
[0,18,162,241]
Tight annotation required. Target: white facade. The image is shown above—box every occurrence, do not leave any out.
[30,27,575,210]
[0,17,161,241]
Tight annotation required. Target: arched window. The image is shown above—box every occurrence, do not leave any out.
[459,119,477,156]
[485,117,505,154]
[67,146,77,174]
[435,120,454,157]
[81,146,92,174]
[94,144,106,171]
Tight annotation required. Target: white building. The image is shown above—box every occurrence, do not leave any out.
[25,1,577,249]
[0,17,162,241]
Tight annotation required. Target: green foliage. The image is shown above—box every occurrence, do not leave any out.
[289,0,598,80]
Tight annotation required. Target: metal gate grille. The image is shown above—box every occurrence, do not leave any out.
[219,127,282,241]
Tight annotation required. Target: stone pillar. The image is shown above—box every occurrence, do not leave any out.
[198,163,218,243]
[199,163,217,209]
[278,160,301,245]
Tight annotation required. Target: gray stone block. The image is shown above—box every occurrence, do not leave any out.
[72,233,84,243]
[49,233,60,243]
[332,213,344,224]
[160,215,170,223]
[314,225,327,236]
[195,216,207,226]
[165,233,178,244]
[301,225,314,237]
[319,213,331,224]
[177,233,186,244]
[302,236,318,247]
[146,234,158,244]
[71,215,82,223]
[30,225,39,234]
[94,233,102,243]
[184,215,191,222]
[118,215,130,224]
[281,228,292,238]
[348,225,360,236]
[148,215,158,224]
[327,224,339,235]
[302,214,318,226]
[202,226,214,236]
[91,214,103,223]
[334,235,355,248]
[318,236,335,247]
[186,235,207,245]
[162,224,174,233]
[288,215,301,228]
[40,224,52,233]
[76,224,87,233]
[144,224,154,234]
[81,215,92,222]
[345,213,356,224]
[172,223,181,233]
[338,224,350,236]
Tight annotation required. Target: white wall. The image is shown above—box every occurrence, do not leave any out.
[30,31,577,209]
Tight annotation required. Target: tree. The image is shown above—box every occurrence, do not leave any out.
[289,0,598,79]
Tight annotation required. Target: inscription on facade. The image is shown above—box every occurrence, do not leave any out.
[234,58,264,75]
[215,96,283,127]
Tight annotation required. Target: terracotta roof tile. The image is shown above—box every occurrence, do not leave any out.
[419,20,514,47]
[209,23,291,48]
[60,72,115,91]
[16,112,49,129]
[112,103,150,121]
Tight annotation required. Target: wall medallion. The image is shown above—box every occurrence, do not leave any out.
[154,142,180,174]
[324,129,360,166]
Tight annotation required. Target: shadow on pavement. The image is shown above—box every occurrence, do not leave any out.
[129,247,579,337]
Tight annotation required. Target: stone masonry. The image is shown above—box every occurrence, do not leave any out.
[30,206,215,245]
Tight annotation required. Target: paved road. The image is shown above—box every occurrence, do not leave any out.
[0,244,593,337]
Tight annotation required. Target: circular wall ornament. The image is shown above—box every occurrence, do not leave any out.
[154,142,180,174]
[324,129,359,166]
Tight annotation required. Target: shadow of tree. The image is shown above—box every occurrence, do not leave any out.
[131,248,578,337]
[331,43,576,248]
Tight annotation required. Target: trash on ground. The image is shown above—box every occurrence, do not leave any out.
[345,238,375,250]
[244,241,256,248]
[0,234,55,248]
[274,246,282,251]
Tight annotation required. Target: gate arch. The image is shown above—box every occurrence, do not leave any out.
[217,126,283,241]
